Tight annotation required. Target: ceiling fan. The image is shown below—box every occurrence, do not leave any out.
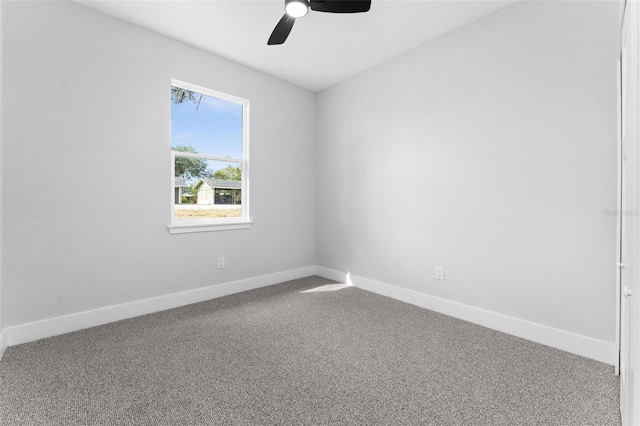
[268,0,372,45]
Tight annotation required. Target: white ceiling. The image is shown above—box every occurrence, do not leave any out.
[77,0,514,92]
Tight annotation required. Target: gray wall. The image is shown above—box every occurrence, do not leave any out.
[0,0,4,345]
[316,1,619,343]
[0,0,621,347]
[1,1,316,326]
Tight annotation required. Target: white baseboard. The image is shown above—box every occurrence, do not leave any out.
[315,266,349,283]
[0,329,6,360]
[315,267,617,366]
[3,266,317,348]
[2,265,617,366]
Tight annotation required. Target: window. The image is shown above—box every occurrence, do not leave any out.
[168,80,250,234]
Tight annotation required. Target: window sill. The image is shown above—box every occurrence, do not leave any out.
[167,220,253,234]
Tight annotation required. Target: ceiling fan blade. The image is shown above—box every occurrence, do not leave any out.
[309,0,371,13]
[268,14,296,45]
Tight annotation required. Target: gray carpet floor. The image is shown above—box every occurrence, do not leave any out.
[0,275,620,425]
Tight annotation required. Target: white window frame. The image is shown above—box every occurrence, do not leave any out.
[167,79,251,234]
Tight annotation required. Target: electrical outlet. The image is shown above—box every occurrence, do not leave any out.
[218,257,225,269]
[435,266,445,280]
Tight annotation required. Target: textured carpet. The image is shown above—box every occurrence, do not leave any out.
[0,276,620,425]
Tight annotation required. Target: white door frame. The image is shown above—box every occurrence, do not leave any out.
[620,1,640,424]
[617,12,623,378]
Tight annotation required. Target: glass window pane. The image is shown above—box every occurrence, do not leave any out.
[171,86,243,158]
[174,157,242,220]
